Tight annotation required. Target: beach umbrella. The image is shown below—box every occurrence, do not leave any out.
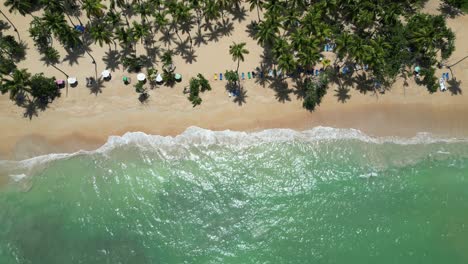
[155,74,163,83]
[67,77,77,85]
[137,73,146,81]
[101,70,111,78]
[175,73,182,81]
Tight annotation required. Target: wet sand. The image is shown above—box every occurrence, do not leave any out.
[0,0,467,160]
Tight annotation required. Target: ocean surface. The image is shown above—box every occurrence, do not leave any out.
[1,127,468,264]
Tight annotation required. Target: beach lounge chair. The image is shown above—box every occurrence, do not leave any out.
[315,69,319,76]
[439,77,447,91]
[248,72,251,79]
[259,71,264,78]
[242,72,245,80]
[220,73,223,80]
[214,73,218,80]
[268,69,274,77]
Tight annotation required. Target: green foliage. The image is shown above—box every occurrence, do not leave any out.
[253,0,457,96]
[442,0,468,12]
[134,82,146,93]
[419,67,438,93]
[0,58,16,75]
[224,70,239,84]
[163,70,176,86]
[188,77,202,107]
[161,50,173,68]
[0,35,26,61]
[187,74,212,107]
[30,73,60,103]
[122,54,145,73]
[197,74,211,92]
[302,77,328,112]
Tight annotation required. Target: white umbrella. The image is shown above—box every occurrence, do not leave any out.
[101,70,111,78]
[137,73,146,81]
[67,77,77,85]
[155,74,163,83]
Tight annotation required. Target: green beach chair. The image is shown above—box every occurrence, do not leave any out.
[248,72,251,79]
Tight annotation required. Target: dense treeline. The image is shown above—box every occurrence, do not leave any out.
[250,0,456,110]
[0,0,459,115]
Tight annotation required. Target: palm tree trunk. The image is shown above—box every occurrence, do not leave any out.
[0,10,21,41]
[84,49,98,80]
[175,28,183,43]
[66,13,77,27]
[236,59,241,89]
[51,64,69,96]
[257,6,261,22]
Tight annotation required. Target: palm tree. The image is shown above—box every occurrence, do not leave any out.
[132,21,150,45]
[229,42,249,81]
[41,46,68,77]
[248,0,264,22]
[170,2,192,43]
[115,27,133,50]
[1,68,32,101]
[277,52,296,77]
[105,10,123,28]
[255,16,280,46]
[81,0,107,19]
[3,0,32,16]
[0,9,20,40]
[42,10,68,40]
[197,73,211,92]
[89,20,114,49]
[153,11,170,37]
[202,0,220,24]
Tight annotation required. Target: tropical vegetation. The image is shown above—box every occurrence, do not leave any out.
[0,0,460,116]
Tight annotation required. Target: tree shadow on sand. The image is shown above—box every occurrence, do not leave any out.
[174,38,198,64]
[145,45,161,63]
[447,78,462,95]
[17,94,59,120]
[253,64,271,88]
[228,6,248,23]
[181,48,198,64]
[438,3,464,18]
[194,29,208,47]
[233,88,248,106]
[88,78,105,95]
[159,31,177,47]
[269,78,292,103]
[63,47,85,66]
[206,18,234,42]
[293,78,308,100]
[103,50,121,71]
[335,86,351,103]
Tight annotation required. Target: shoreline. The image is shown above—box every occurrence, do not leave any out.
[1,0,467,160]
[3,97,468,161]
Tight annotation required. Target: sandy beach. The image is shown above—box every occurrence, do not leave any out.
[0,0,467,160]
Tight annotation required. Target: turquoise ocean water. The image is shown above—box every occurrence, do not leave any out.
[1,127,468,263]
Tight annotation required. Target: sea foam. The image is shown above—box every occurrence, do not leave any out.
[1,126,466,181]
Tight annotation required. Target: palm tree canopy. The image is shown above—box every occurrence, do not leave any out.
[4,0,32,16]
[229,42,249,63]
[82,0,107,19]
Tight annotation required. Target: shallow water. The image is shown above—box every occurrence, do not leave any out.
[1,127,468,263]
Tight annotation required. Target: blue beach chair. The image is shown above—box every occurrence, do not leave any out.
[241,72,245,80]
[219,73,223,80]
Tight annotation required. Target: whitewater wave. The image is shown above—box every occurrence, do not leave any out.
[1,126,466,182]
